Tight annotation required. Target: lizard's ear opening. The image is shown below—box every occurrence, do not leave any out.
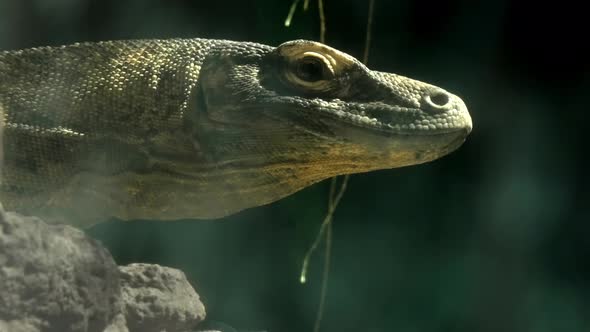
[193,56,226,121]
[196,54,267,125]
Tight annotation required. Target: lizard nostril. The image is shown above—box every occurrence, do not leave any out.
[429,92,450,107]
[422,90,453,113]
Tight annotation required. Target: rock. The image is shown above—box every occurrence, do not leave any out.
[0,205,123,332]
[120,263,206,332]
[0,205,207,332]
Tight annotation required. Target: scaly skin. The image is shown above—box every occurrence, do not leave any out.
[0,38,472,227]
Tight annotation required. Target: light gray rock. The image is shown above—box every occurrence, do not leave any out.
[120,263,206,332]
[0,205,207,332]
[0,205,123,332]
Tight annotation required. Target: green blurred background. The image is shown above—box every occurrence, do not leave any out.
[1,0,588,331]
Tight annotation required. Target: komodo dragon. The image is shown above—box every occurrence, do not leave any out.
[0,38,472,228]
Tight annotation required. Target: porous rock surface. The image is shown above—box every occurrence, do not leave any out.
[0,205,206,332]
[120,263,206,332]
[0,205,123,332]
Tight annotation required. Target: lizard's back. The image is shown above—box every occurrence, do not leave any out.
[0,39,210,224]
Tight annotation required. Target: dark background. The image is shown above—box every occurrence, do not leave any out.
[1,0,588,331]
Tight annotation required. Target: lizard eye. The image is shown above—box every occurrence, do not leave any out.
[283,51,336,90]
[273,41,354,93]
[295,56,327,82]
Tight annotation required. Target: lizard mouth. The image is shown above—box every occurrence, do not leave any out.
[311,100,472,163]
[309,100,472,139]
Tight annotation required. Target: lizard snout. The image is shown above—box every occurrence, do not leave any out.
[421,87,472,134]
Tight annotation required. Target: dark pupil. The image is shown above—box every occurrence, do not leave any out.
[296,58,324,82]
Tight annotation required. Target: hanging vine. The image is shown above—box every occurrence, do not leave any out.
[284,1,376,331]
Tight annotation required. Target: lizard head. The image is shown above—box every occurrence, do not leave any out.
[188,39,472,216]
[196,39,471,171]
